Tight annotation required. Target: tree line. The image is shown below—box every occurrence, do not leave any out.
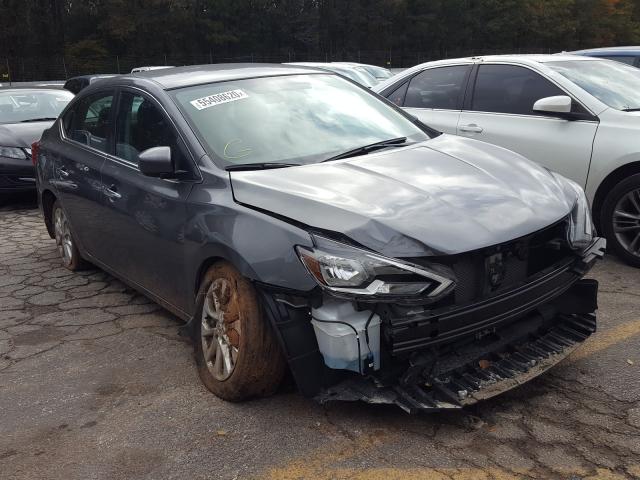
[1,0,639,78]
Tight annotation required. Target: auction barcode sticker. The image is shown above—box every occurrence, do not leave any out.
[190,89,248,110]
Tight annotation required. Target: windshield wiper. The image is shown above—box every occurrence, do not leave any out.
[20,117,58,123]
[322,137,408,163]
[622,108,640,112]
[225,162,301,171]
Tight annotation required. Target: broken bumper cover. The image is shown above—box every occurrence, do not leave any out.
[315,238,606,413]
[316,312,595,413]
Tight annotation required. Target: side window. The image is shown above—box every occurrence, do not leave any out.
[63,92,114,153]
[114,92,186,168]
[472,65,565,115]
[404,66,470,110]
[386,81,409,106]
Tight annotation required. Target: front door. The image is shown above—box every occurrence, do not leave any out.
[97,90,196,313]
[457,64,599,187]
[54,91,114,256]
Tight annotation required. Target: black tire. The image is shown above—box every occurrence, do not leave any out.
[194,261,286,401]
[51,200,87,271]
[601,173,640,268]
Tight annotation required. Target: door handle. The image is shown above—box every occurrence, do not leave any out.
[57,167,70,177]
[104,185,122,200]
[459,124,484,134]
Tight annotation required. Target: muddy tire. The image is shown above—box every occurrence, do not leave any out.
[194,261,286,401]
[601,174,640,268]
[52,200,87,271]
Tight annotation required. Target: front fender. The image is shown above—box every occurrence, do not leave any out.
[184,199,317,311]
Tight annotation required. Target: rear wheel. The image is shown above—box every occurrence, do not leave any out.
[602,174,640,267]
[52,201,86,271]
[194,261,286,401]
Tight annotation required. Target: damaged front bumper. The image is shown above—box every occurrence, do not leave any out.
[315,310,596,413]
[260,237,606,413]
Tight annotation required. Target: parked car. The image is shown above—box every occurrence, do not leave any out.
[0,88,73,197]
[286,62,379,87]
[333,62,394,80]
[131,66,174,73]
[374,54,640,266]
[35,64,604,412]
[570,46,640,67]
[63,75,117,94]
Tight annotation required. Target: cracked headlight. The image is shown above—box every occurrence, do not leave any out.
[296,235,455,301]
[0,146,27,160]
[566,180,594,250]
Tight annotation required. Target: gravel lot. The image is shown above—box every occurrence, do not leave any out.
[1,195,639,480]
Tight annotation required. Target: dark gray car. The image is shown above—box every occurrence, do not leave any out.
[35,64,605,412]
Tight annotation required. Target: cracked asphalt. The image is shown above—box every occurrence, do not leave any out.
[1,195,639,480]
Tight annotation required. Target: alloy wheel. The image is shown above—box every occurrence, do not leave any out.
[53,207,74,266]
[612,188,640,259]
[200,278,241,381]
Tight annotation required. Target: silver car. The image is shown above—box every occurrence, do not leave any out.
[374,54,640,266]
[286,62,379,87]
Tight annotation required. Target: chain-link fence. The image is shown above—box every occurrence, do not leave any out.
[1,47,556,83]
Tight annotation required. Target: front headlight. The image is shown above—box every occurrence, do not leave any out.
[0,146,27,160]
[296,235,456,301]
[566,180,594,250]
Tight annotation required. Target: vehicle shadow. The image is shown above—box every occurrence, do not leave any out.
[0,192,38,212]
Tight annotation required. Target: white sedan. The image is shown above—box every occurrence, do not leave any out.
[373,54,640,266]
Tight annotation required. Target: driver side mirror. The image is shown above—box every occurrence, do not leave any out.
[533,95,573,118]
[138,146,174,177]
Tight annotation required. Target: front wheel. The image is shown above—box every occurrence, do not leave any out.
[601,174,640,267]
[52,201,87,271]
[194,261,286,401]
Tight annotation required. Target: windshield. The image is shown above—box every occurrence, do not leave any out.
[0,89,74,123]
[331,67,379,87]
[172,73,429,167]
[547,60,640,110]
[362,65,394,80]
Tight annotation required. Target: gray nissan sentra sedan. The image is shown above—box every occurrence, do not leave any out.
[34,64,605,412]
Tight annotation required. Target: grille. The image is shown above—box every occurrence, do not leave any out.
[405,218,571,306]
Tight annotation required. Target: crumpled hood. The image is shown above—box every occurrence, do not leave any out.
[0,121,53,148]
[230,134,575,257]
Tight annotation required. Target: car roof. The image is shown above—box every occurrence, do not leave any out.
[391,54,599,74]
[445,53,596,64]
[108,63,327,90]
[0,87,72,94]
[572,46,640,54]
[65,74,117,81]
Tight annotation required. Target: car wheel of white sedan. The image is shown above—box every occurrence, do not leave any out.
[602,174,640,267]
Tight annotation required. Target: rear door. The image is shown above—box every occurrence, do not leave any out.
[397,65,472,134]
[54,90,114,256]
[457,63,598,186]
[96,88,197,312]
